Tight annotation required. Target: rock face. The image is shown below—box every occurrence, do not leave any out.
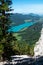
[34,25,43,57]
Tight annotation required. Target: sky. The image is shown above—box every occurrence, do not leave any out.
[12,0,43,14]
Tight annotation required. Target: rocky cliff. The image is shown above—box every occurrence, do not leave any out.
[34,24,43,57]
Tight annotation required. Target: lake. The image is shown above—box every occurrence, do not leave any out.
[8,22,36,32]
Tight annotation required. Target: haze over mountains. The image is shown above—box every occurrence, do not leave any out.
[10,13,40,26]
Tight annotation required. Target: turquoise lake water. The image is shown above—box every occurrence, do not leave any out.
[8,22,36,32]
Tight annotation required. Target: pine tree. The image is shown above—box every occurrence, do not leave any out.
[0,0,16,60]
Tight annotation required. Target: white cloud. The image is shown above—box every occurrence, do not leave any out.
[13,4,43,14]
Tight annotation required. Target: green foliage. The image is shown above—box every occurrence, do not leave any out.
[0,44,4,60]
[12,41,34,56]
[29,44,35,56]
[0,0,16,61]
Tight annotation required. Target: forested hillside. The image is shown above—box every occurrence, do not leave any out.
[10,13,40,26]
[12,22,42,56]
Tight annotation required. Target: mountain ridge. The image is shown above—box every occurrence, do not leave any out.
[10,13,40,26]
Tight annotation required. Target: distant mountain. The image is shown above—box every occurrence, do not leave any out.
[10,13,40,26]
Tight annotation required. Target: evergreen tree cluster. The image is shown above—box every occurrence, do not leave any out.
[0,0,16,61]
